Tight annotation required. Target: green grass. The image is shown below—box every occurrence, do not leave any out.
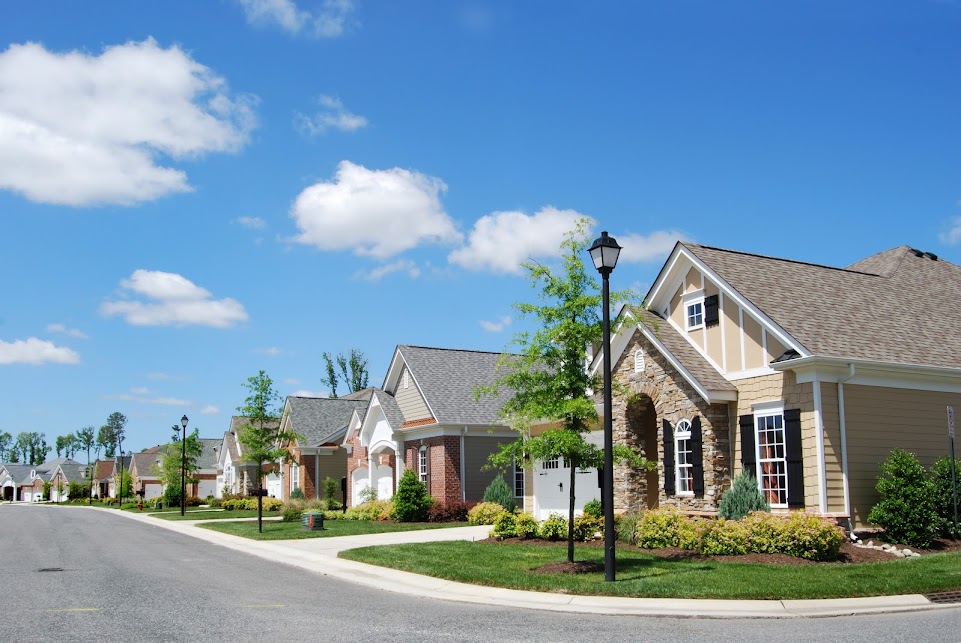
[338,540,961,600]
[199,519,469,540]
[151,509,265,520]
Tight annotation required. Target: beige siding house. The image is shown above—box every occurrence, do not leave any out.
[597,243,961,528]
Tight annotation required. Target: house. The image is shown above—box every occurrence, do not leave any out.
[344,345,524,509]
[48,460,89,502]
[91,456,131,499]
[0,458,82,501]
[593,242,961,529]
[277,390,372,502]
[129,449,165,500]
[215,416,281,497]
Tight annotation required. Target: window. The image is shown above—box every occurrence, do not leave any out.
[542,457,562,470]
[290,462,300,491]
[634,349,644,373]
[513,460,524,497]
[756,412,787,507]
[674,419,694,495]
[686,300,704,330]
[419,447,428,484]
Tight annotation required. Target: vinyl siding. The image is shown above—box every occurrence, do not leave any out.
[463,436,515,501]
[722,298,742,372]
[395,366,432,422]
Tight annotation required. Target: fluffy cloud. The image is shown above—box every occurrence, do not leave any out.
[237,0,355,37]
[616,230,687,263]
[449,207,588,274]
[291,161,462,258]
[46,323,88,339]
[0,39,256,206]
[105,389,191,406]
[101,270,248,328]
[295,95,368,136]
[939,217,961,246]
[479,316,512,332]
[354,259,421,282]
[0,337,80,365]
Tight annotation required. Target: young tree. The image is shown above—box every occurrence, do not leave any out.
[236,370,300,532]
[96,412,127,459]
[156,428,204,507]
[0,431,12,461]
[76,426,96,505]
[478,219,648,563]
[319,349,369,398]
[14,432,50,465]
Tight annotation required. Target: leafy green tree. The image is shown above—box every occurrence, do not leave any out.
[114,468,133,501]
[478,219,648,563]
[76,426,95,504]
[97,411,127,459]
[156,428,204,506]
[97,425,115,458]
[14,432,50,465]
[55,433,79,459]
[0,431,11,461]
[236,370,300,532]
[391,469,433,522]
[930,456,961,538]
[320,349,370,398]
[867,449,939,548]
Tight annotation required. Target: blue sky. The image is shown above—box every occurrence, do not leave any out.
[1,1,959,455]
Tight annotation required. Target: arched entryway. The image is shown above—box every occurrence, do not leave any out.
[625,393,659,510]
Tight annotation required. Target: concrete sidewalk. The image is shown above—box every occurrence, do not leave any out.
[102,506,956,619]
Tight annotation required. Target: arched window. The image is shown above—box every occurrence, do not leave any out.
[674,419,694,495]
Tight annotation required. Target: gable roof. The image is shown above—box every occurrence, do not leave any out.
[679,243,961,369]
[131,452,162,479]
[370,390,406,430]
[286,395,370,448]
[394,345,515,425]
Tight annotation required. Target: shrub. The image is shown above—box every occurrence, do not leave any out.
[120,502,140,510]
[427,500,475,522]
[868,449,940,548]
[491,512,517,539]
[572,513,600,542]
[699,518,749,555]
[615,511,643,545]
[69,482,91,500]
[635,507,689,548]
[303,498,327,512]
[282,506,303,522]
[344,500,393,521]
[467,502,506,525]
[677,516,709,550]
[207,497,222,508]
[780,512,844,561]
[742,511,787,554]
[359,485,378,504]
[583,499,603,519]
[163,484,182,509]
[515,512,539,539]
[289,487,305,500]
[323,510,342,521]
[718,473,769,520]
[482,476,517,514]
[539,513,567,541]
[323,477,340,506]
[931,456,961,538]
[391,469,434,522]
[186,496,204,507]
[262,497,283,512]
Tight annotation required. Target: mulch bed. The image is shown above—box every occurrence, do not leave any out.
[482,536,961,571]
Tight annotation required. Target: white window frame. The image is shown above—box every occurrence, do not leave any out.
[674,419,694,496]
[290,461,300,491]
[419,446,428,484]
[684,298,704,330]
[513,460,524,498]
[754,407,788,508]
[542,457,561,470]
[403,370,409,389]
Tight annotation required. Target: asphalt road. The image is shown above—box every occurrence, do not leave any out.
[2,504,960,642]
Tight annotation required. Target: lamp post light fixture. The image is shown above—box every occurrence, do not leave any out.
[588,230,622,583]
[180,415,189,516]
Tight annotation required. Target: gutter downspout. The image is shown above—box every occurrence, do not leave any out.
[838,364,855,533]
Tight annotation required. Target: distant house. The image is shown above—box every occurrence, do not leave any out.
[129,448,165,500]
[215,417,281,498]
[0,458,83,502]
[345,345,522,509]
[48,460,89,502]
[91,456,131,499]
[589,242,961,529]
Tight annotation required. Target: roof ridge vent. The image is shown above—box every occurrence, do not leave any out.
[909,248,924,257]
[923,251,939,261]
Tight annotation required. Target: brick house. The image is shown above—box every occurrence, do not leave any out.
[344,345,521,509]
[590,242,961,529]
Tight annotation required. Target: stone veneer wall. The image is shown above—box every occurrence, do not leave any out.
[611,329,731,513]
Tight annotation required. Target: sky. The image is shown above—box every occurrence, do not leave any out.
[1,1,959,456]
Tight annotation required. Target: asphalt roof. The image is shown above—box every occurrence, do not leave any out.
[286,395,370,447]
[397,345,517,425]
[682,243,961,369]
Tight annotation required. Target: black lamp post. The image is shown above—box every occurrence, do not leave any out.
[588,230,621,582]
[180,415,188,516]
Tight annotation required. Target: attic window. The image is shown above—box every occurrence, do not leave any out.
[685,299,704,330]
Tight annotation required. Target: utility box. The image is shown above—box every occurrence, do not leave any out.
[302,512,324,531]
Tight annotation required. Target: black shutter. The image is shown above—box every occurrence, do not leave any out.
[663,419,675,496]
[784,409,805,508]
[739,414,756,475]
[691,416,705,496]
[704,294,720,327]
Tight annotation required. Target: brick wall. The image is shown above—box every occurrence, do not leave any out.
[405,436,462,506]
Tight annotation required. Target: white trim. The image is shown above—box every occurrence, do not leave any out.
[682,290,705,332]
[674,418,695,496]
[719,292,727,373]
[460,428,467,502]
[762,328,768,362]
[634,349,644,373]
[754,405,788,509]
[780,356,961,393]
[751,399,784,413]
[837,364,855,519]
[738,306,746,372]
[726,366,779,381]
[812,379,827,513]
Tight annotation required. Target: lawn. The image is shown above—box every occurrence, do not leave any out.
[338,540,961,600]
[151,509,264,520]
[199,519,468,540]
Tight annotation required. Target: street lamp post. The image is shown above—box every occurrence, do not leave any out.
[117,446,126,504]
[588,230,621,583]
[180,415,189,516]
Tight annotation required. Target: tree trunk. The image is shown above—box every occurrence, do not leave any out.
[257,463,263,533]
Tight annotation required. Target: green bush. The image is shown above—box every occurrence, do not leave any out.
[699,518,749,555]
[615,511,643,545]
[163,485,183,509]
[391,469,434,522]
[467,501,506,525]
[491,512,517,539]
[583,499,603,519]
[69,482,91,500]
[344,500,393,521]
[539,513,567,541]
[780,512,844,561]
[931,456,961,538]
[718,473,769,520]
[514,512,539,539]
[282,507,303,522]
[482,475,517,514]
[742,511,788,554]
[207,497,222,508]
[289,487,305,500]
[323,510,342,521]
[868,449,940,548]
[323,477,340,507]
[572,513,600,542]
[635,507,689,548]
[677,516,709,550]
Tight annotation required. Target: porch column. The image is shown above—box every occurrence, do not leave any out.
[368,451,376,496]
[394,438,405,491]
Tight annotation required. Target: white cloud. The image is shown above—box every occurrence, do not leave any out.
[200,405,220,415]
[237,0,355,37]
[101,269,248,328]
[129,386,153,395]
[295,95,368,136]
[0,337,80,365]
[105,390,191,406]
[616,230,687,263]
[254,346,282,356]
[939,217,961,246]
[354,259,421,282]
[0,39,256,207]
[291,161,462,259]
[480,315,512,332]
[449,207,589,274]
[290,389,326,398]
[46,322,88,339]
[236,216,266,229]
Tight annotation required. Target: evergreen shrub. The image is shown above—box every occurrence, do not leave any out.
[717,473,769,520]
[868,449,940,548]
[391,469,434,522]
[931,456,961,538]
[289,487,305,500]
[482,476,517,514]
